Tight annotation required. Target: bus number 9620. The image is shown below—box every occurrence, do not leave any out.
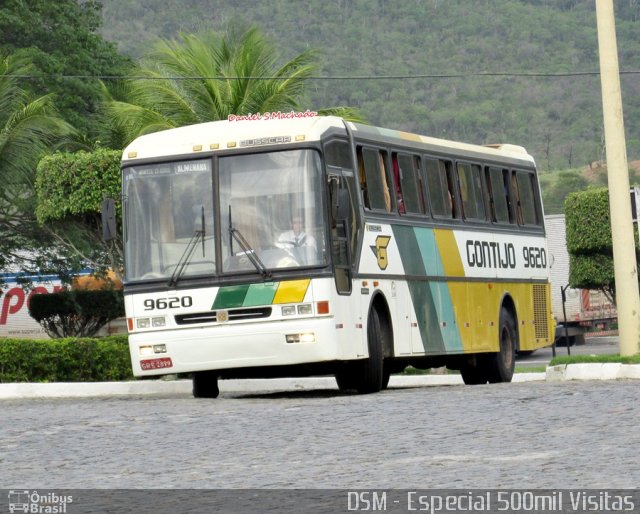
[143,296,193,310]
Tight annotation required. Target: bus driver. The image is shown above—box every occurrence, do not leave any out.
[276,214,317,252]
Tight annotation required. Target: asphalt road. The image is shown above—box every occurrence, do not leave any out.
[516,336,619,367]
[2,379,638,491]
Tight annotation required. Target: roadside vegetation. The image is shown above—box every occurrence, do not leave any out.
[550,354,640,366]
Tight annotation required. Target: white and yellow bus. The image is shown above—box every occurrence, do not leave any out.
[119,114,554,397]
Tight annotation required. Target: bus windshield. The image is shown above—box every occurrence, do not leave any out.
[220,149,326,274]
[123,149,326,283]
[123,159,215,283]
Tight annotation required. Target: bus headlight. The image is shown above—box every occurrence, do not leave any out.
[152,316,166,327]
[297,304,313,315]
[136,318,150,329]
[281,306,296,316]
[286,332,316,344]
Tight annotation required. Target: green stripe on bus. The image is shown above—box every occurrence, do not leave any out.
[243,283,278,306]
[212,284,249,309]
[393,225,464,353]
[415,227,444,276]
[407,280,446,353]
[392,226,445,353]
[429,281,464,352]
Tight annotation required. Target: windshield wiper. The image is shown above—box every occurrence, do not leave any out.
[228,205,271,279]
[168,206,205,288]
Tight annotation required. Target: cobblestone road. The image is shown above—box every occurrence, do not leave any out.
[2,381,638,489]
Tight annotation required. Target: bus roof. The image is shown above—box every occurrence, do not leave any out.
[122,114,535,166]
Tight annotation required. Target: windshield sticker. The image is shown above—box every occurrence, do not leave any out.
[175,162,211,173]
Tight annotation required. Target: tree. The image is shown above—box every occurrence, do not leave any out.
[541,170,589,214]
[0,53,76,281]
[564,188,639,305]
[103,25,363,145]
[35,149,124,280]
[0,0,133,139]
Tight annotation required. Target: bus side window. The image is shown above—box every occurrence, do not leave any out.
[485,166,511,223]
[425,158,456,218]
[392,154,405,214]
[359,146,392,212]
[456,162,486,221]
[357,147,368,208]
[514,171,540,226]
[393,152,425,215]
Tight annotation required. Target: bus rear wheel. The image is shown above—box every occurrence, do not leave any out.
[460,358,488,385]
[486,308,516,383]
[192,370,220,398]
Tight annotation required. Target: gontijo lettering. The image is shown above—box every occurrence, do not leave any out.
[466,240,516,269]
[465,240,547,270]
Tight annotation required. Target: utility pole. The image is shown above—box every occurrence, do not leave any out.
[595,0,640,356]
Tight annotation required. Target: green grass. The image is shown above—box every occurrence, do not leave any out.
[398,355,640,377]
[401,365,548,375]
[515,366,547,373]
[549,354,640,366]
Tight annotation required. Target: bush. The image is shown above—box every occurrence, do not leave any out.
[28,289,125,338]
[0,336,133,382]
[568,253,615,290]
[565,188,612,254]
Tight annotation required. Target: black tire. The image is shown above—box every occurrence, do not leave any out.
[460,359,488,385]
[354,309,385,394]
[486,308,516,383]
[381,368,391,390]
[335,365,358,391]
[192,370,220,398]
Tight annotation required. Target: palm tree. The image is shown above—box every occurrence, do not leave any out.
[0,53,74,190]
[0,52,75,276]
[103,25,362,146]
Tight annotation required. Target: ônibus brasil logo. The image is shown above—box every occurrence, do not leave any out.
[8,490,73,513]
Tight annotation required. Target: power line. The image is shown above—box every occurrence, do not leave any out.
[7,70,640,81]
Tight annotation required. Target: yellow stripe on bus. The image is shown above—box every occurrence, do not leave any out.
[433,229,465,277]
[272,279,311,304]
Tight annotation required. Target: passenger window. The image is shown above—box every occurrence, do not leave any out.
[425,158,456,218]
[358,147,392,212]
[324,140,353,169]
[457,162,485,221]
[393,152,425,215]
[514,171,540,226]
[486,167,511,224]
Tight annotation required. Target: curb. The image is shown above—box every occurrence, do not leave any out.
[0,366,637,400]
[546,363,640,381]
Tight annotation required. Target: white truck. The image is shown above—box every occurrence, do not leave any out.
[545,214,617,344]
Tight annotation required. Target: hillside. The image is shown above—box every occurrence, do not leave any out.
[540,160,640,214]
[98,0,640,171]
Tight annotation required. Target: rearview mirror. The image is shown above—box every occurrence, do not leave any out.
[101,197,117,241]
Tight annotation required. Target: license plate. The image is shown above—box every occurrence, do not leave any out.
[140,357,173,371]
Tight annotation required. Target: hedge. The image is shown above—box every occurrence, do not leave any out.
[28,289,125,338]
[565,187,639,255]
[0,335,133,382]
[568,252,615,291]
[565,188,612,254]
[35,148,122,223]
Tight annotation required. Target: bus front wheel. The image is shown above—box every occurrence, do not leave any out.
[193,370,220,398]
[355,309,385,394]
